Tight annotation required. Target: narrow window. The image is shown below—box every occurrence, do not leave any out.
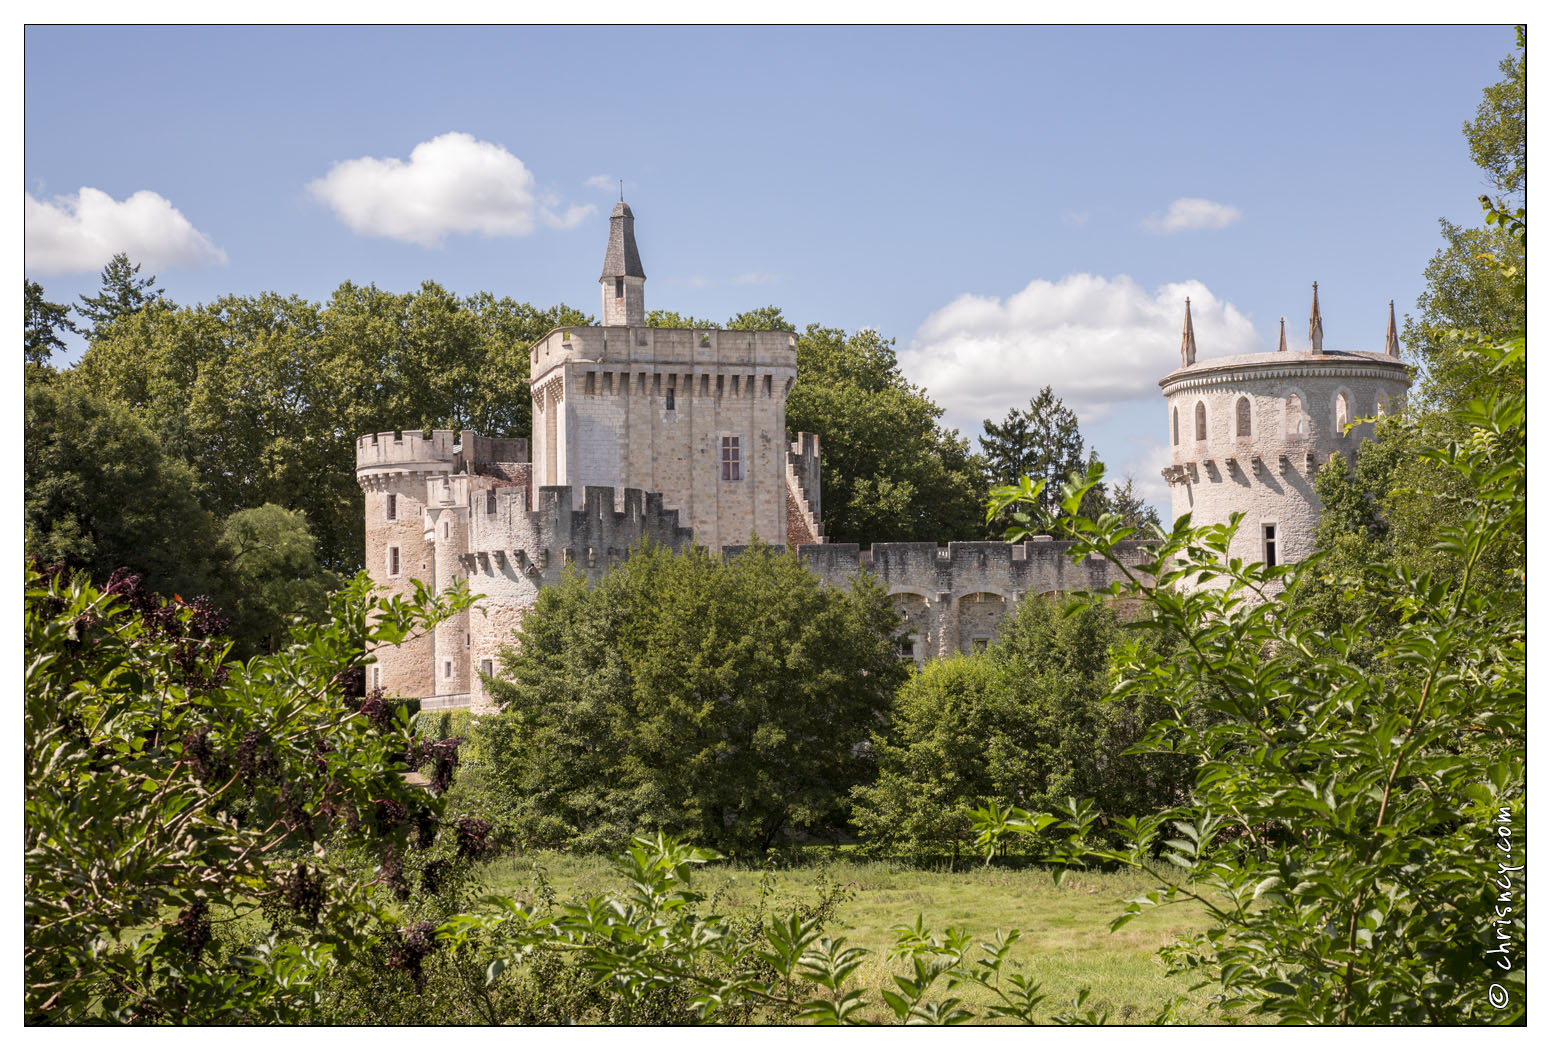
[716,375,725,398]
[444,660,452,679]
[1336,393,1350,430]
[701,374,710,396]
[480,659,493,679]
[763,374,772,397]
[652,373,661,394]
[1287,395,1305,436]
[1263,523,1277,567]
[638,372,647,394]
[603,372,613,395]
[614,276,624,299]
[388,546,400,577]
[1236,396,1251,437]
[665,387,675,410]
[386,492,397,521]
[486,489,497,514]
[585,372,596,395]
[1171,407,1179,446]
[443,521,450,540]
[1194,402,1207,441]
[897,636,915,661]
[721,436,742,481]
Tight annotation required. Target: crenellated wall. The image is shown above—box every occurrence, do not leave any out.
[792,539,1155,663]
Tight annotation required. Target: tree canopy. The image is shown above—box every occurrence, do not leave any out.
[75,252,165,341]
[787,324,985,543]
[476,543,905,855]
[25,279,77,368]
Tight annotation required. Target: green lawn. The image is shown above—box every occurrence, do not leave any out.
[482,851,1224,1024]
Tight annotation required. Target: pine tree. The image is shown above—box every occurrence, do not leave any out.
[25,279,77,367]
[980,385,1091,531]
[75,253,164,340]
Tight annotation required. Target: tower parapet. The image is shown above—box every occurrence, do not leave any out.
[1159,289,1411,577]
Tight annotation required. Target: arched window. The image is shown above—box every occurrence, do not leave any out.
[1171,406,1179,446]
[1287,394,1306,436]
[1336,393,1350,431]
[1376,393,1388,417]
[1236,396,1251,437]
[1194,401,1207,441]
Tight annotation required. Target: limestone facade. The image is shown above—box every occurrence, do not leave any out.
[1159,290,1411,575]
[354,209,1407,708]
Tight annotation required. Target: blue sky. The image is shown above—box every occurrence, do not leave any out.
[23,25,1518,512]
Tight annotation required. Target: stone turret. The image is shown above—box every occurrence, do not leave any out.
[600,200,646,326]
[1385,299,1402,358]
[1160,286,1410,583]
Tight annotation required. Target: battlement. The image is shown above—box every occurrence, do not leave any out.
[356,429,459,471]
[461,483,696,583]
[529,325,798,379]
[794,538,1156,598]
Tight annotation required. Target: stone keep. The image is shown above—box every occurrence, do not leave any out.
[1159,287,1411,573]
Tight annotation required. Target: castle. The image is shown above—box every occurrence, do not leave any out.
[357,205,1409,712]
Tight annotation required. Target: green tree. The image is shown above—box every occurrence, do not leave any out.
[25,383,218,599]
[24,564,479,1022]
[852,598,1189,863]
[477,543,905,855]
[1464,27,1526,207]
[213,504,343,659]
[75,252,164,341]
[726,305,791,331]
[980,386,1100,534]
[646,308,719,329]
[1405,31,1526,411]
[786,324,984,543]
[1103,476,1162,532]
[25,279,77,368]
[69,282,591,573]
[979,331,1526,1023]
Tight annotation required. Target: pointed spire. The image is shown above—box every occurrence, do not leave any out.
[1278,316,1287,353]
[600,201,645,280]
[1384,299,1401,357]
[1180,297,1197,367]
[1308,281,1324,352]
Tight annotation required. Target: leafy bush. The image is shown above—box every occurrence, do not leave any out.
[23,564,476,1022]
[476,543,905,856]
[852,599,1191,863]
[975,333,1526,1024]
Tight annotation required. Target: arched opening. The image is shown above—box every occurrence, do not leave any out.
[1235,396,1251,437]
[1336,392,1350,431]
[1286,394,1306,437]
[1171,406,1179,446]
[1194,401,1207,441]
[956,592,1008,655]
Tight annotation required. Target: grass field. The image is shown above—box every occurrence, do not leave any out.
[482,851,1224,1024]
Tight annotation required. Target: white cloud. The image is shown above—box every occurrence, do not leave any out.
[1118,437,1174,517]
[900,273,1259,433]
[1142,197,1243,234]
[733,271,779,286]
[584,174,616,192]
[307,131,594,247]
[25,187,227,274]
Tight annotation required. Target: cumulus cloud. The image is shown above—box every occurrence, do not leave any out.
[584,174,616,192]
[307,132,594,246]
[900,273,1259,433]
[1142,197,1243,234]
[25,187,227,274]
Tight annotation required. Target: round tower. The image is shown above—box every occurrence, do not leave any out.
[1158,285,1411,574]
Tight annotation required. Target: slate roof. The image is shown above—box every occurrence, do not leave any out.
[600,201,646,279]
